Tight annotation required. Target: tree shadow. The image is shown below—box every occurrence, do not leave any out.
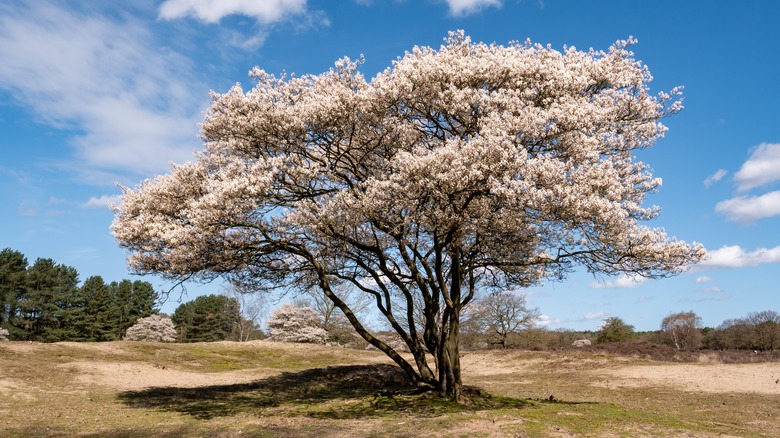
[118,364,544,420]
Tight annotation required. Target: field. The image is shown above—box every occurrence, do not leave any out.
[1,340,779,437]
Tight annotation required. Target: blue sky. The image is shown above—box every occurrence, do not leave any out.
[1,0,778,331]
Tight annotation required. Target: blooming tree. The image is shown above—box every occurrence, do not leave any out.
[112,31,704,400]
[266,303,329,344]
[124,314,177,342]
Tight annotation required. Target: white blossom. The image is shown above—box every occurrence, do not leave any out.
[124,315,178,342]
[112,31,705,397]
[266,304,328,344]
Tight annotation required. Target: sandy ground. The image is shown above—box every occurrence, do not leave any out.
[2,342,779,395]
[459,350,780,395]
[596,363,780,394]
[65,354,780,395]
[62,361,277,390]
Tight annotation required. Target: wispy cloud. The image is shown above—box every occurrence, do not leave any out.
[734,143,780,192]
[83,194,123,209]
[0,2,203,183]
[158,0,326,50]
[159,0,307,24]
[714,143,780,223]
[535,314,561,326]
[584,310,608,320]
[590,274,647,289]
[704,169,727,188]
[445,0,502,16]
[715,191,780,223]
[699,245,780,268]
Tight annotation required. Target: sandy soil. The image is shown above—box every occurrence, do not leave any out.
[3,341,778,395]
[67,353,780,395]
[596,363,780,394]
[61,361,278,391]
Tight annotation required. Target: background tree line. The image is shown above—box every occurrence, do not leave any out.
[3,245,776,351]
[0,248,158,342]
[455,310,780,353]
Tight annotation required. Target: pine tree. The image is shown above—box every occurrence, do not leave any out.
[80,276,115,341]
[20,258,79,342]
[110,279,159,339]
[129,280,158,324]
[0,248,28,339]
[172,294,239,342]
[110,279,132,338]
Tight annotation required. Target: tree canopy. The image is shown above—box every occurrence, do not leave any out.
[113,31,704,399]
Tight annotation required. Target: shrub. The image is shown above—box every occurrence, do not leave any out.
[0,328,8,341]
[596,317,635,343]
[124,315,177,342]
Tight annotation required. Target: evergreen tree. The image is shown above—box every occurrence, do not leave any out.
[80,276,115,341]
[129,280,158,324]
[0,248,28,338]
[110,279,159,339]
[20,258,79,342]
[173,294,239,342]
[110,279,133,337]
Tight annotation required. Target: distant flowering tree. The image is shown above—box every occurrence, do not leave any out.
[113,31,705,400]
[124,315,177,342]
[266,304,329,344]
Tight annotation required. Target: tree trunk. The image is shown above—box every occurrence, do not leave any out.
[444,310,463,400]
[437,249,464,401]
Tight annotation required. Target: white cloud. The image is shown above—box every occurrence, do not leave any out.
[699,245,780,268]
[0,3,202,182]
[159,0,307,24]
[704,169,727,187]
[734,143,780,191]
[535,314,560,326]
[590,274,647,289]
[715,191,780,223]
[694,275,713,283]
[445,0,502,16]
[584,310,608,320]
[83,194,123,209]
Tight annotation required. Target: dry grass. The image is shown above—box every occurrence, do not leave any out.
[1,340,778,437]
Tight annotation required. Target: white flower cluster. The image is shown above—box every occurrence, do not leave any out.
[266,304,328,344]
[124,314,178,342]
[112,30,704,321]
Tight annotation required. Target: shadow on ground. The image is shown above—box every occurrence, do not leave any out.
[118,364,546,420]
